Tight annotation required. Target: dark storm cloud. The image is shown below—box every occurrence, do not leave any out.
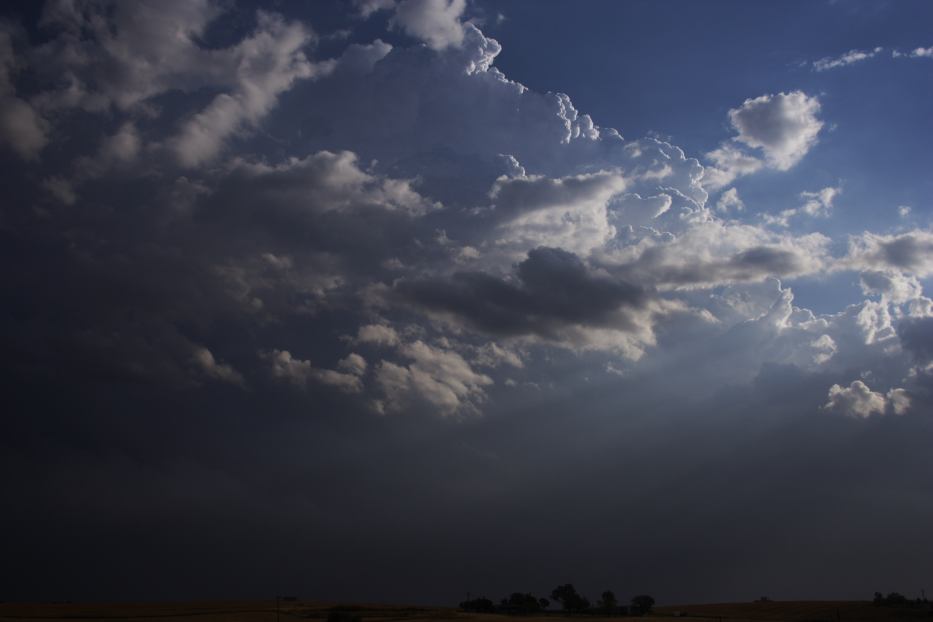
[897,318,933,412]
[5,355,933,604]
[0,147,437,394]
[898,316,933,361]
[198,150,445,275]
[0,175,228,386]
[397,247,649,338]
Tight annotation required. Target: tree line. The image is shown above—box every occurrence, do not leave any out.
[460,584,655,616]
[872,591,929,608]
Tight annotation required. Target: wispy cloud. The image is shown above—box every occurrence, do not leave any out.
[812,46,882,71]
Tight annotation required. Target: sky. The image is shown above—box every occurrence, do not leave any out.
[2,0,933,607]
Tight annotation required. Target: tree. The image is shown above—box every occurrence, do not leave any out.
[551,584,590,613]
[501,592,543,614]
[885,592,908,606]
[631,595,655,615]
[873,592,909,607]
[538,598,550,611]
[598,590,618,613]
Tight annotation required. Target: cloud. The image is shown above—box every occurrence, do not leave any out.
[859,270,923,304]
[210,252,346,318]
[898,317,933,362]
[33,0,226,112]
[24,3,335,166]
[702,143,764,190]
[375,339,492,415]
[222,150,439,216]
[41,176,76,205]
[727,91,823,170]
[169,12,329,166]
[0,95,49,160]
[715,188,745,213]
[703,91,824,189]
[397,246,664,356]
[486,169,626,257]
[353,0,397,18]
[0,2,920,489]
[0,26,49,160]
[887,387,912,414]
[356,324,402,347]
[391,0,467,50]
[601,221,830,290]
[67,122,143,183]
[798,186,841,217]
[0,3,903,416]
[910,46,933,58]
[822,379,908,417]
[264,349,363,393]
[810,334,837,365]
[338,353,368,376]
[489,170,626,220]
[472,342,524,369]
[99,123,141,164]
[276,23,676,189]
[842,230,933,276]
[763,185,841,227]
[611,193,673,227]
[813,47,882,71]
[192,347,245,385]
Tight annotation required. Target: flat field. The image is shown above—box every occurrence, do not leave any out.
[1,601,929,622]
[653,602,931,621]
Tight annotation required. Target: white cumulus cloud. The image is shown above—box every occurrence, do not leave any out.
[728,91,823,171]
[823,380,909,417]
[391,0,467,50]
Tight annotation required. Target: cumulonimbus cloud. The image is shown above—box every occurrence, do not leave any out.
[0,0,926,421]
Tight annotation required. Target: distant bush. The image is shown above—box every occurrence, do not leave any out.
[499,592,545,614]
[873,592,909,607]
[460,597,495,613]
[327,610,362,622]
[631,595,655,615]
[459,585,655,616]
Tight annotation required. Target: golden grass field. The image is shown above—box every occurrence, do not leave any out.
[1,600,930,622]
